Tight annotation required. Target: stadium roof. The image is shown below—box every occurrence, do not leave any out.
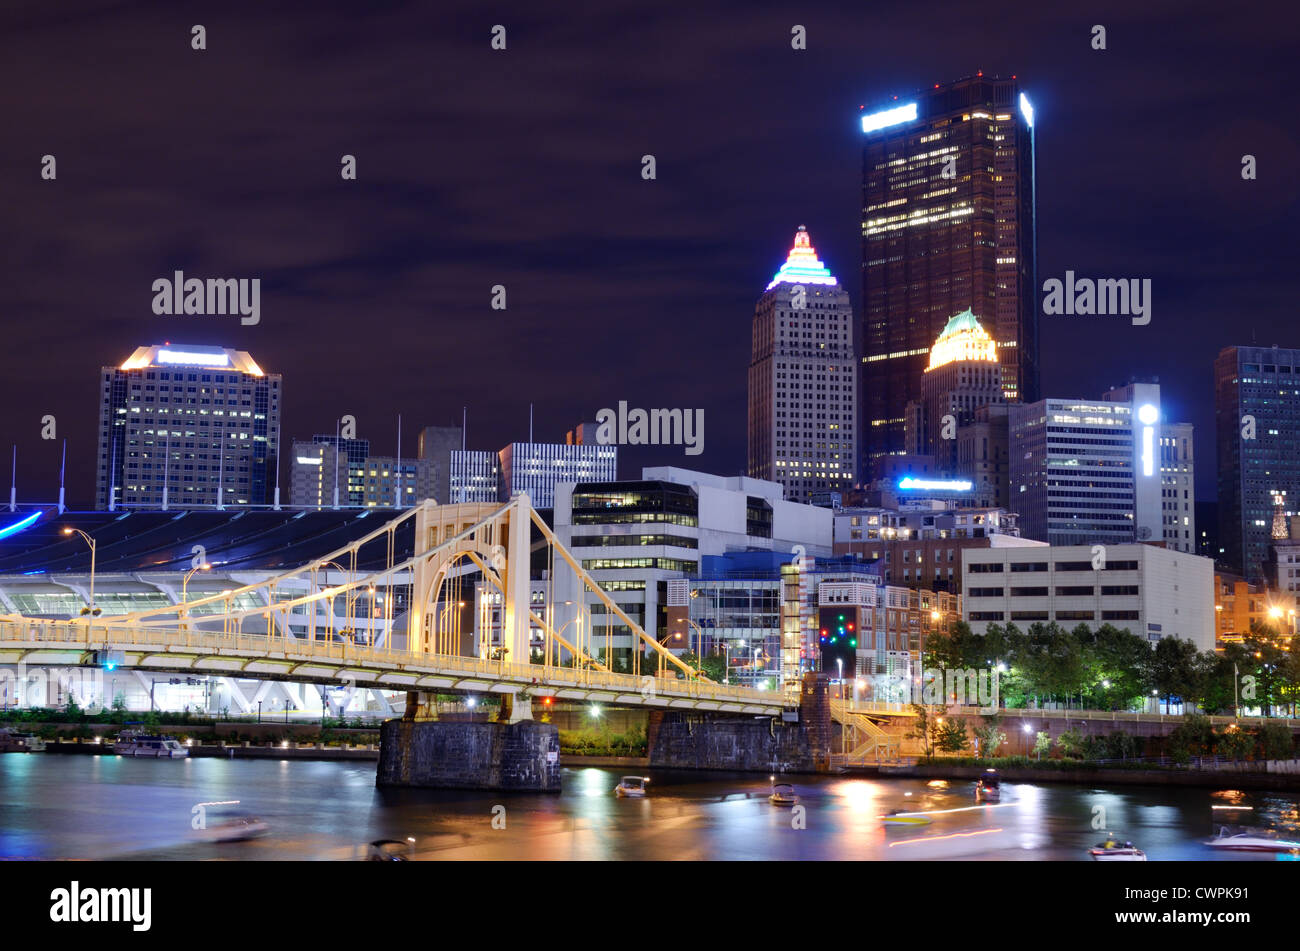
[0,508,415,575]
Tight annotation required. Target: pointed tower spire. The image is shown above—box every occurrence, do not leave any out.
[766,225,838,290]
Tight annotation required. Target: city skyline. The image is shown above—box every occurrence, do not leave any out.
[2,2,1294,508]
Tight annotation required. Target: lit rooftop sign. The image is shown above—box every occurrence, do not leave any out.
[156,349,231,368]
[861,102,917,134]
[1018,92,1034,129]
[897,477,973,492]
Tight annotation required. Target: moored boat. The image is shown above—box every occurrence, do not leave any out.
[0,728,46,753]
[113,730,188,758]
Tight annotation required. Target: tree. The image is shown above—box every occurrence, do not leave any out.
[111,692,127,716]
[936,716,969,754]
[1150,637,1201,713]
[1105,730,1140,761]
[972,715,1005,759]
[1032,731,1051,761]
[1090,624,1154,710]
[679,651,726,684]
[1166,713,1214,765]
[1055,728,1086,759]
[1215,726,1255,762]
[1259,722,1295,760]
[907,704,936,759]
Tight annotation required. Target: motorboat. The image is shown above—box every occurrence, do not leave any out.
[195,803,269,842]
[1089,834,1147,861]
[113,730,188,758]
[975,769,1001,802]
[1206,826,1300,853]
[769,782,800,806]
[0,729,46,753]
[882,810,932,826]
[615,776,649,798]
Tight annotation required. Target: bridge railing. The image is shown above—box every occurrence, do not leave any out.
[939,704,1300,729]
[0,617,789,708]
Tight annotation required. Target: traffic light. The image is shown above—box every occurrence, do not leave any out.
[817,608,857,679]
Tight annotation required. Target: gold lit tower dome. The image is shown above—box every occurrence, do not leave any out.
[914,308,1003,465]
[926,308,998,372]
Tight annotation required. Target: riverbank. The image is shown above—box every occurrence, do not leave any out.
[37,740,378,761]
[870,761,1300,790]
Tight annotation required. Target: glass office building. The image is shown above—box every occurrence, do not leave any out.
[1215,345,1300,581]
[97,345,281,509]
[859,75,1038,478]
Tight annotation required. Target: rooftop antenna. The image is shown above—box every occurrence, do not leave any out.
[462,406,466,451]
[57,438,66,514]
[332,417,341,510]
[273,415,281,511]
[529,403,534,444]
[396,414,403,508]
[8,445,15,512]
[162,424,171,511]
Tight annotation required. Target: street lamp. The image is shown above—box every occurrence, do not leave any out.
[63,528,100,640]
[1023,721,1033,758]
[679,617,708,677]
[181,562,211,629]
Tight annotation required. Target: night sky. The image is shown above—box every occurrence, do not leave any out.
[2,0,1295,507]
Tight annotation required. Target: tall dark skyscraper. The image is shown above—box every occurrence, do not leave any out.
[1215,345,1300,581]
[859,74,1038,479]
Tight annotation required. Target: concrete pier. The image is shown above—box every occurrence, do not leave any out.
[647,672,833,773]
[376,718,561,791]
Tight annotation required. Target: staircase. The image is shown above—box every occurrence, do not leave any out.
[829,699,901,765]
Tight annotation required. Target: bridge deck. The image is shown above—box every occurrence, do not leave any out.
[0,618,793,715]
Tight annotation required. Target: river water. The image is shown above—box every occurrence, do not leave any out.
[1,756,1297,861]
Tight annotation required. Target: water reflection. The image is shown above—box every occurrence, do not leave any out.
[1,756,1297,861]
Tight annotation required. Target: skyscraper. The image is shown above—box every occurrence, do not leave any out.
[97,344,281,509]
[1008,383,1190,547]
[747,226,857,503]
[498,441,617,508]
[1215,345,1300,581]
[859,75,1038,479]
[913,308,1003,468]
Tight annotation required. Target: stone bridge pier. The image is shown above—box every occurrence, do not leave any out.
[375,690,560,791]
[646,673,834,773]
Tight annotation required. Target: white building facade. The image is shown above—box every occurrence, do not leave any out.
[962,543,1215,651]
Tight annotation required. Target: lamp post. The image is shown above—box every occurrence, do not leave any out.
[62,528,99,641]
[181,562,211,630]
[679,617,708,677]
[653,631,684,678]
